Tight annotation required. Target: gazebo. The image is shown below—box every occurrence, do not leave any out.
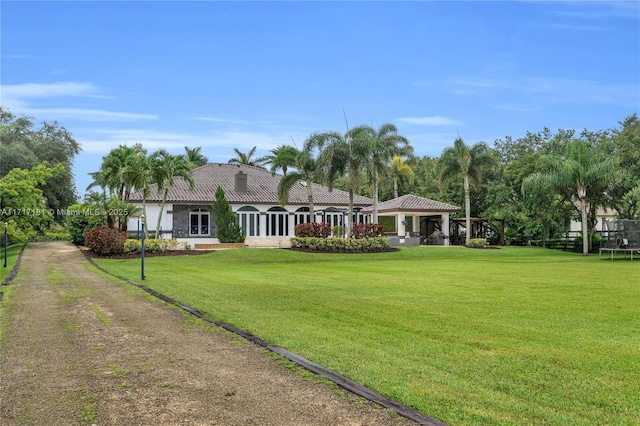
[362,194,460,246]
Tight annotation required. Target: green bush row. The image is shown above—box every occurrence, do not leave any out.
[123,238,191,254]
[291,236,391,253]
[465,238,487,248]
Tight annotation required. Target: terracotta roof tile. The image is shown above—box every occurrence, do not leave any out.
[129,163,373,207]
[362,194,460,213]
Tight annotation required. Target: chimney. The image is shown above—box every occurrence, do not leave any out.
[235,171,247,192]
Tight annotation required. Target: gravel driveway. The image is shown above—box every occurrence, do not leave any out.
[0,241,415,426]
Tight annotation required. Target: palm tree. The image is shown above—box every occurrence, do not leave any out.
[123,150,154,237]
[522,139,616,255]
[276,139,323,218]
[258,145,298,176]
[184,146,208,167]
[439,138,498,240]
[311,127,374,236]
[151,150,196,238]
[95,144,145,201]
[228,146,264,167]
[390,156,415,198]
[355,123,412,224]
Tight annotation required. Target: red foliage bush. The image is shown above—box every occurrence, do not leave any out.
[294,222,332,238]
[350,223,384,239]
[84,227,127,255]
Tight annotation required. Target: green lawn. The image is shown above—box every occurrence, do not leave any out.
[94,246,639,425]
[0,244,24,283]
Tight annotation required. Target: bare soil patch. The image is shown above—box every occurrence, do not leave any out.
[0,241,415,425]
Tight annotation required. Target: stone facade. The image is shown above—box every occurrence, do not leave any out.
[171,205,217,239]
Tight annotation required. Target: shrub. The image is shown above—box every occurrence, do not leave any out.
[67,204,106,245]
[123,239,142,254]
[294,222,332,238]
[332,225,344,238]
[84,227,126,255]
[144,238,169,253]
[291,236,391,253]
[465,238,487,248]
[350,223,384,239]
[212,186,245,243]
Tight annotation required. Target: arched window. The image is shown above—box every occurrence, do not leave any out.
[294,207,310,225]
[266,206,289,236]
[190,208,210,236]
[237,206,260,237]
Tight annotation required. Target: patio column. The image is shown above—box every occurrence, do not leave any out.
[442,213,450,246]
[288,212,295,237]
[398,213,406,237]
[412,216,420,234]
[259,212,267,237]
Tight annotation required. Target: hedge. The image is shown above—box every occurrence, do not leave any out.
[291,236,391,253]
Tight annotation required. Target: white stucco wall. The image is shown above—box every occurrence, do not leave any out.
[127,203,174,237]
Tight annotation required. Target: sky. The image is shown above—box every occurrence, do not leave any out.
[1,0,639,198]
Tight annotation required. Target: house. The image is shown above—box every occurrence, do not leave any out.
[127,163,374,247]
[128,163,460,248]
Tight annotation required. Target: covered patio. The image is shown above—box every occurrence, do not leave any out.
[363,194,460,246]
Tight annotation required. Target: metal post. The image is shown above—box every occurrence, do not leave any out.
[141,214,146,280]
[4,222,8,268]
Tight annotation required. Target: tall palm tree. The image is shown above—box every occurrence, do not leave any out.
[96,144,145,201]
[522,139,616,255]
[355,123,412,223]
[390,156,415,198]
[439,138,498,239]
[311,127,374,236]
[276,139,322,218]
[151,150,195,238]
[228,146,265,167]
[258,145,298,176]
[184,146,208,167]
[123,150,154,237]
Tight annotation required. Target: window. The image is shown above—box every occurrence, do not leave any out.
[294,207,311,226]
[266,207,289,236]
[237,206,260,237]
[190,208,210,236]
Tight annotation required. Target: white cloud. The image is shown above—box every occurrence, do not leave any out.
[1,81,156,122]
[397,116,462,126]
[446,76,639,108]
[2,81,98,98]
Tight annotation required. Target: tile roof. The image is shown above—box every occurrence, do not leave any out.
[129,163,373,207]
[361,194,460,213]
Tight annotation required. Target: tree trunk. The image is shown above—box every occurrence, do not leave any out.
[580,197,589,255]
[155,189,168,239]
[393,177,398,199]
[373,169,379,224]
[347,188,354,237]
[306,178,314,222]
[464,175,471,240]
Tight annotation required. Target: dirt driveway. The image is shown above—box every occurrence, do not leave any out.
[0,241,415,426]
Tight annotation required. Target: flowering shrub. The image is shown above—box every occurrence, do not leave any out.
[123,239,142,254]
[122,238,182,254]
[84,227,126,255]
[350,223,384,239]
[465,238,487,248]
[294,222,332,238]
[291,236,390,253]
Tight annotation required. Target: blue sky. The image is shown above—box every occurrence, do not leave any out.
[2,1,638,197]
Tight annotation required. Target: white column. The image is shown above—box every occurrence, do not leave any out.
[259,212,267,237]
[412,216,420,234]
[442,213,450,246]
[398,213,406,237]
[288,212,295,236]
